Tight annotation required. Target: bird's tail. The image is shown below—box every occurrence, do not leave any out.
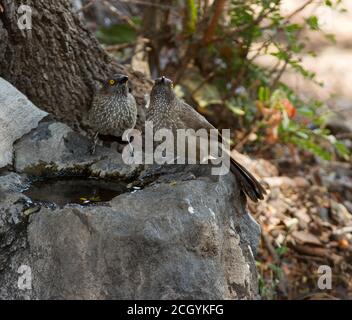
[230,157,266,202]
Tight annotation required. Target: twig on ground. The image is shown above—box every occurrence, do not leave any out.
[105,43,134,52]
[262,231,280,264]
[235,123,260,152]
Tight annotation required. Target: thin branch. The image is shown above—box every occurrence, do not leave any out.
[248,38,272,63]
[104,42,134,52]
[272,59,288,88]
[212,3,279,45]
[117,0,177,11]
[261,0,315,30]
[285,0,316,21]
[101,0,137,29]
[202,0,228,45]
[190,71,216,97]
[75,0,97,13]
[173,42,198,84]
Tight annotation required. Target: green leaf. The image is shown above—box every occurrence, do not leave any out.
[96,22,138,45]
[271,51,289,61]
[258,86,270,102]
[276,246,288,256]
[226,103,245,116]
[185,0,198,35]
[324,33,336,44]
[306,16,320,30]
[334,141,350,160]
[285,23,302,33]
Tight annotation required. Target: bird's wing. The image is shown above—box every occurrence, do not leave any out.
[177,99,266,202]
[177,100,216,131]
[127,93,137,107]
[144,94,151,109]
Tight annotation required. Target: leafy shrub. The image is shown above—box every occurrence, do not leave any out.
[94,0,349,160]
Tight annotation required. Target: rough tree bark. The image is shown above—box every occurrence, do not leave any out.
[0,0,151,131]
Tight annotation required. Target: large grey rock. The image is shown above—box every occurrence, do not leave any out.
[0,85,261,299]
[0,171,260,300]
[14,119,140,179]
[0,175,32,300]
[0,78,47,168]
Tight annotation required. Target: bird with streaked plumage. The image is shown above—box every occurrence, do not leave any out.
[88,74,137,154]
[146,76,266,202]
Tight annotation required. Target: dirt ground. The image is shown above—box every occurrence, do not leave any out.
[232,148,352,300]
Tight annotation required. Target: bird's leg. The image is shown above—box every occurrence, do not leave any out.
[126,132,134,157]
[90,132,99,155]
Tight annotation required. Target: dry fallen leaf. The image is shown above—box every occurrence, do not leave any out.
[23,206,41,216]
[293,244,327,257]
[294,208,311,225]
[281,98,296,118]
[291,230,322,246]
[338,238,349,250]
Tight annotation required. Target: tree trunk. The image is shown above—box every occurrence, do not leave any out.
[0,0,150,131]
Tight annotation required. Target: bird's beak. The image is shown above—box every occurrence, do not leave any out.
[155,76,172,87]
[154,76,166,85]
[120,75,129,84]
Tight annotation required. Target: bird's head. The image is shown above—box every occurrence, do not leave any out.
[99,74,129,96]
[150,76,176,104]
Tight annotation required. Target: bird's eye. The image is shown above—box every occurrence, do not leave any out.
[109,79,115,86]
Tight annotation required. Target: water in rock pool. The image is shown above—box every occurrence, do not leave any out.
[23,177,129,207]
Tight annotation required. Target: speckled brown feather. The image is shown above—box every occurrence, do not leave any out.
[147,77,266,202]
[88,75,137,138]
